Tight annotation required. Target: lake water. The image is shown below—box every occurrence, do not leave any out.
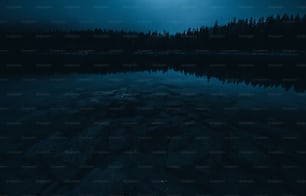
[1,70,306,195]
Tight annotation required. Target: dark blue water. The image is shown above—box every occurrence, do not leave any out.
[1,70,306,195]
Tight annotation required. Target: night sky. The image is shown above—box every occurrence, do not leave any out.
[0,0,306,33]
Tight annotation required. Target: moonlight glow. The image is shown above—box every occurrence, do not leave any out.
[0,0,305,32]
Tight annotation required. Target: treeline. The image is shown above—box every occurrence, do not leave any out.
[1,14,306,50]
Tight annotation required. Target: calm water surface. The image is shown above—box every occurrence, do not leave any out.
[1,70,306,195]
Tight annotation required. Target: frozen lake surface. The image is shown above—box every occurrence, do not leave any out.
[0,70,306,195]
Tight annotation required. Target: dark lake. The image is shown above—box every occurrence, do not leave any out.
[1,70,306,195]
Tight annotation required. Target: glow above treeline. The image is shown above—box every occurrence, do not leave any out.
[0,0,305,32]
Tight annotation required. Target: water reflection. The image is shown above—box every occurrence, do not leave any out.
[0,70,306,195]
[3,61,306,92]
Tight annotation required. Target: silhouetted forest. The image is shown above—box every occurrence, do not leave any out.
[1,14,306,51]
[1,14,306,91]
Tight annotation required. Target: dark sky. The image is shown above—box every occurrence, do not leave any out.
[1,0,306,32]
